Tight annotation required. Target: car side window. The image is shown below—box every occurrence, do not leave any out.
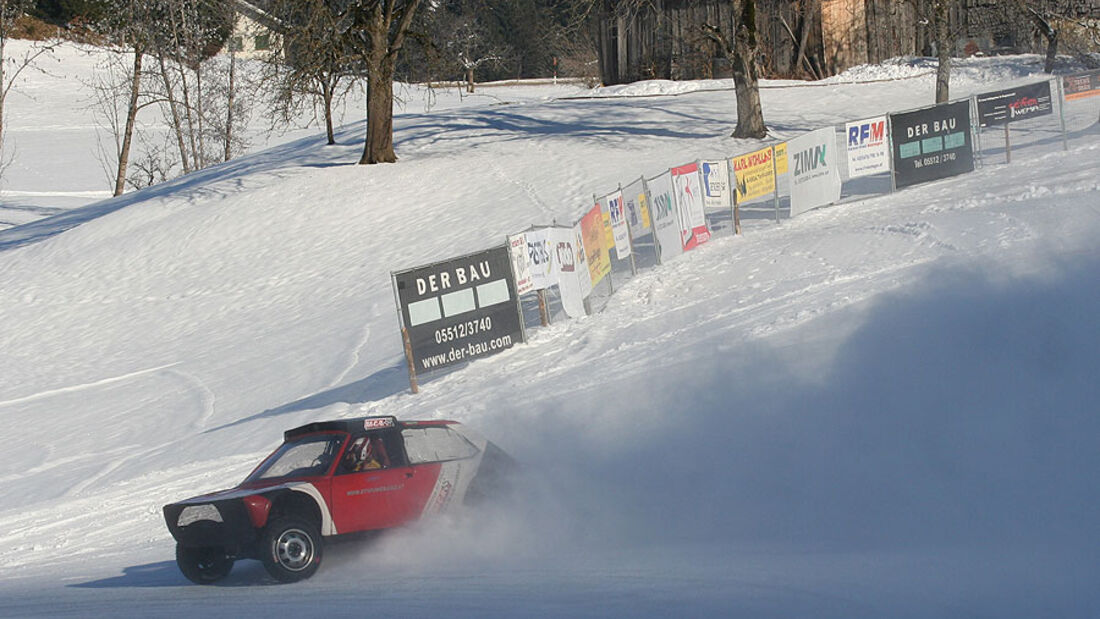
[401,427,478,464]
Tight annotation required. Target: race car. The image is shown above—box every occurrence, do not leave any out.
[163,415,512,584]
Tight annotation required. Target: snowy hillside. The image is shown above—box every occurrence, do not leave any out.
[1,43,1098,616]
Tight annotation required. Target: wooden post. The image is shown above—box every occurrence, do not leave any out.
[1004,122,1012,164]
[401,327,419,394]
[620,183,638,276]
[771,145,780,223]
[1055,77,1069,151]
[727,158,741,235]
[537,289,550,326]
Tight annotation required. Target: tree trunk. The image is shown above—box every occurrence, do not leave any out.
[731,0,766,138]
[224,49,235,162]
[467,66,475,93]
[934,0,950,103]
[322,80,336,145]
[157,53,192,173]
[360,61,396,164]
[1043,31,1058,74]
[115,49,144,196]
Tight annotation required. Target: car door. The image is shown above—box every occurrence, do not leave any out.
[328,431,432,532]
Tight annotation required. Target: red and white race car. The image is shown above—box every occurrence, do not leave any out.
[163,416,512,584]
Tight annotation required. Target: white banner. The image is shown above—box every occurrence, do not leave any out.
[700,160,732,209]
[550,227,586,319]
[789,127,842,218]
[572,222,593,298]
[622,178,651,239]
[604,189,632,258]
[844,116,890,178]
[524,227,557,290]
[671,162,710,250]
[646,172,683,263]
[507,232,534,295]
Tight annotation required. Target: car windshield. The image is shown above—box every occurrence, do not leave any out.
[246,434,345,482]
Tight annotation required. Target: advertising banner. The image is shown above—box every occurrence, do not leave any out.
[890,101,975,190]
[394,246,522,372]
[788,127,842,218]
[507,232,534,295]
[623,178,651,239]
[671,162,710,250]
[700,160,732,208]
[581,204,611,286]
[731,145,776,203]
[646,172,683,263]
[550,227,586,318]
[604,190,632,257]
[1063,70,1100,100]
[524,227,557,290]
[844,116,890,178]
[976,81,1054,127]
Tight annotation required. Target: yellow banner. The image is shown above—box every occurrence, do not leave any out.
[581,205,611,286]
[731,146,776,203]
[637,192,652,229]
[775,142,788,175]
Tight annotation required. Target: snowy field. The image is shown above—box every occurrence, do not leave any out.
[1,41,1098,617]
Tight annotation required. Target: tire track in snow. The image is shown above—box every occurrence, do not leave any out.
[0,363,181,410]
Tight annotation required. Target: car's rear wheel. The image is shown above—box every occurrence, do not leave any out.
[260,516,323,582]
[176,544,233,584]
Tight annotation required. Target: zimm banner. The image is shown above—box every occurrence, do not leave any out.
[1062,70,1100,101]
[844,116,890,178]
[788,126,842,218]
[605,190,632,257]
[976,81,1054,127]
[394,245,523,373]
[645,171,683,263]
[890,100,975,190]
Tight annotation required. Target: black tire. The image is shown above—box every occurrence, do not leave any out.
[260,516,323,583]
[175,544,233,585]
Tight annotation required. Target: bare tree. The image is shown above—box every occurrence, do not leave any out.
[703,0,767,139]
[329,0,425,164]
[1,0,56,178]
[442,14,509,93]
[1013,1,1100,73]
[265,0,357,145]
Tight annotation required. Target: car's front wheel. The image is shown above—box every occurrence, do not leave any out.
[176,544,233,584]
[260,516,323,582]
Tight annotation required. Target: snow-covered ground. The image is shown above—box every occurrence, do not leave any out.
[1,41,1098,616]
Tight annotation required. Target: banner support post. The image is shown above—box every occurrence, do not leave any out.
[1004,121,1011,164]
[391,271,419,394]
[727,158,741,235]
[401,328,419,394]
[970,97,984,170]
[1055,77,1069,151]
[537,289,550,326]
[620,183,639,276]
[771,145,780,224]
[643,176,664,266]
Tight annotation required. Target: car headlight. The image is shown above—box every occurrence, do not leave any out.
[178,504,224,527]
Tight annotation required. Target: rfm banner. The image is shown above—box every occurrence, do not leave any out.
[976,81,1053,127]
[1063,70,1100,101]
[890,100,974,190]
[845,116,890,178]
[393,245,524,375]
